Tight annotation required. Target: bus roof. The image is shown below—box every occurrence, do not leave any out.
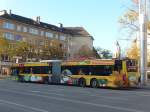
[40,60,62,63]
[12,62,49,67]
[12,59,115,67]
[62,59,115,66]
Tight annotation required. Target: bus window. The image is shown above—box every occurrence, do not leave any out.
[90,65,113,76]
[62,65,89,75]
[19,68,24,73]
[42,66,50,74]
[32,67,40,74]
[114,60,122,72]
[24,67,31,74]
[11,68,19,76]
[62,69,72,76]
[78,69,85,75]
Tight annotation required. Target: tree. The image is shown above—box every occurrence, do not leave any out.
[119,9,139,36]
[96,47,112,59]
[77,45,94,58]
[119,0,150,62]
[118,0,140,38]
[119,0,150,35]
[0,37,9,61]
[10,41,36,62]
[118,0,150,61]
[0,33,66,62]
[40,39,65,60]
[126,39,140,59]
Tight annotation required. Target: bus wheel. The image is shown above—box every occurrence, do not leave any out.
[19,76,24,82]
[44,78,49,84]
[91,79,98,88]
[78,78,86,87]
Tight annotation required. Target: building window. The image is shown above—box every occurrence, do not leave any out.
[22,37,27,42]
[28,40,33,44]
[15,35,22,41]
[17,25,22,32]
[40,31,44,36]
[39,40,44,46]
[23,27,28,32]
[45,40,49,46]
[60,35,66,41]
[3,32,14,40]
[55,34,58,39]
[29,28,39,35]
[45,32,53,38]
[3,22,15,30]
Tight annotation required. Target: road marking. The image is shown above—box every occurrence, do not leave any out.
[28,90,128,101]
[0,89,147,112]
[0,99,48,112]
[2,87,127,101]
[1,84,150,98]
[0,101,38,112]
[30,90,65,97]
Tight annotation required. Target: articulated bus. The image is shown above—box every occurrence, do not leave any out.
[12,62,51,83]
[11,59,139,88]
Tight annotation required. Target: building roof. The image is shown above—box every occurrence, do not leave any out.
[0,10,94,40]
[65,27,94,40]
[65,27,90,36]
[0,10,69,33]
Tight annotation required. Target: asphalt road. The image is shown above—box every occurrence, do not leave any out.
[0,80,150,112]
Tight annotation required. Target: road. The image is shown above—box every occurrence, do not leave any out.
[0,80,150,112]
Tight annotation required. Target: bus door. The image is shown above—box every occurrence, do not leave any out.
[114,60,125,87]
[51,61,61,84]
[126,60,138,86]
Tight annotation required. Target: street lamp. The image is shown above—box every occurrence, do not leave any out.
[139,0,148,85]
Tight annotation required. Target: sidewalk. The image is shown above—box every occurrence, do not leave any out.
[136,81,150,90]
[0,75,10,80]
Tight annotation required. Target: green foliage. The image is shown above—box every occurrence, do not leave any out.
[0,33,66,61]
[126,40,139,59]
[96,47,112,59]
[77,45,94,58]
[40,39,65,59]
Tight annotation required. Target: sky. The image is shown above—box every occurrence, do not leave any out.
[0,0,131,52]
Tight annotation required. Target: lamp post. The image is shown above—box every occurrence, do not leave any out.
[139,0,148,85]
[66,36,70,60]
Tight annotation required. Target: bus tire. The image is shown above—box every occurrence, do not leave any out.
[78,78,86,87]
[43,77,49,84]
[90,79,98,88]
[19,76,24,82]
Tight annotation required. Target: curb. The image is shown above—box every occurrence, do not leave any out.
[0,76,18,81]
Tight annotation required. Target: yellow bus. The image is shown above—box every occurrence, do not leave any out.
[12,62,51,83]
[61,59,139,88]
[11,59,139,88]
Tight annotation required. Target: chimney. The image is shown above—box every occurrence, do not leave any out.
[9,10,12,15]
[36,16,40,24]
[59,23,63,28]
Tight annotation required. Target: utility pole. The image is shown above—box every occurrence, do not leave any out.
[139,0,148,85]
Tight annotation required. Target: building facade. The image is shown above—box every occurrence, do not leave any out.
[0,10,94,61]
[65,27,94,58]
